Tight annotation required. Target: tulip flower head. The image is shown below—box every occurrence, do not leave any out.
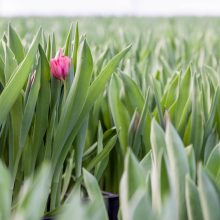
[50,49,71,80]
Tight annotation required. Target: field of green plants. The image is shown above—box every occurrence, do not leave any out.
[1,17,220,220]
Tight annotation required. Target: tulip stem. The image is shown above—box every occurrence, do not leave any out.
[50,164,63,210]
[63,80,68,101]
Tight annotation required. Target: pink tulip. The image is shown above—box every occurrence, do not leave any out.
[50,49,71,80]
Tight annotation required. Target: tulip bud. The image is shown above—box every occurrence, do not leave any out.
[50,49,71,80]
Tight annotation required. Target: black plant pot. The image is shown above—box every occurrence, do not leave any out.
[102,191,119,220]
[42,191,119,220]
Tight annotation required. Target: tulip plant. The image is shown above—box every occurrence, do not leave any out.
[0,17,220,220]
[0,22,130,216]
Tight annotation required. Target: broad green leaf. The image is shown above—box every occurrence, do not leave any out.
[0,57,4,85]
[190,76,204,159]
[206,143,220,182]
[29,44,51,173]
[94,47,109,76]
[61,151,74,200]
[64,24,73,56]
[3,42,17,83]
[186,145,196,181]
[46,35,51,59]
[124,150,145,199]
[8,24,25,64]
[177,96,191,136]
[73,22,79,73]
[204,132,218,163]
[174,66,191,123]
[51,32,56,57]
[161,73,179,109]
[151,118,166,162]
[151,76,164,128]
[86,134,117,171]
[165,122,189,220]
[108,74,129,154]
[0,28,42,125]
[0,161,11,220]
[204,87,219,139]
[120,150,146,220]
[52,45,130,191]
[130,190,155,220]
[83,169,108,220]
[198,166,220,220]
[52,39,93,170]
[185,176,203,220]
[132,90,151,156]
[13,163,51,220]
[19,61,41,148]
[128,110,140,149]
[58,187,105,220]
[75,117,89,178]
[94,123,106,180]
[140,150,152,177]
[150,119,167,213]
[64,45,131,148]
[121,73,144,113]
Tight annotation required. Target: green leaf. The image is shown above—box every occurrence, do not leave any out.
[161,73,179,109]
[120,150,146,220]
[165,122,189,220]
[68,45,131,143]
[174,66,192,123]
[64,24,73,57]
[186,145,196,181]
[94,122,108,180]
[0,28,42,125]
[52,39,93,169]
[198,165,220,220]
[51,32,56,57]
[61,151,74,200]
[83,169,108,220]
[19,61,41,148]
[54,45,131,183]
[121,73,144,113]
[177,96,191,136]
[128,110,140,149]
[130,190,155,220]
[124,149,145,199]
[204,87,219,139]
[14,163,51,220]
[46,35,51,59]
[190,76,204,159]
[8,24,25,64]
[140,150,152,177]
[150,119,168,213]
[151,118,166,162]
[86,134,117,172]
[185,175,204,220]
[3,42,18,83]
[75,117,89,178]
[131,90,151,156]
[73,22,79,73]
[58,186,105,220]
[0,57,4,85]
[108,74,129,154]
[151,76,164,128]
[29,44,51,172]
[0,161,11,220]
[206,143,220,180]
